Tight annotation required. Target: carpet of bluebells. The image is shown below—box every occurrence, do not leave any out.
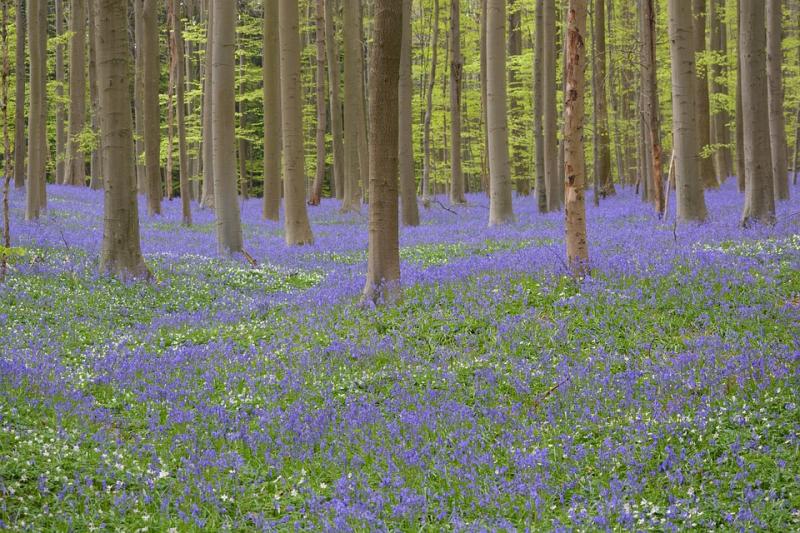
[1,180,799,531]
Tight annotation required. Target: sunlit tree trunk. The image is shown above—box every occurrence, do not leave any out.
[212,0,243,253]
[740,0,775,225]
[362,0,402,306]
[279,0,314,244]
[564,0,588,274]
[95,0,148,279]
[65,0,87,187]
[25,0,46,220]
[486,0,514,225]
[766,0,789,201]
[668,0,707,222]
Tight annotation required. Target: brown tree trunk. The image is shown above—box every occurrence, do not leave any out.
[693,0,717,189]
[201,0,216,209]
[324,0,344,201]
[593,0,612,197]
[362,0,402,306]
[421,0,439,207]
[766,0,789,201]
[668,0,707,222]
[95,0,149,279]
[449,0,465,204]
[480,0,489,194]
[740,0,776,225]
[398,0,420,225]
[564,0,589,274]
[142,0,162,215]
[534,0,546,212]
[13,0,24,189]
[735,4,745,192]
[25,0,47,220]
[263,0,281,220]
[55,0,66,185]
[171,0,191,225]
[134,0,146,194]
[88,0,103,190]
[280,0,314,245]
[508,1,527,196]
[341,0,363,212]
[65,0,87,187]
[310,0,326,206]
[640,0,665,217]
[543,0,559,211]
[709,0,730,183]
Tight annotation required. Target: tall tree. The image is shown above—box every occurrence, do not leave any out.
[142,0,162,215]
[507,1,527,195]
[449,0,465,204]
[263,0,281,220]
[64,0,87,187]
[212,0,243,253]
[421,0,440,207]
[668,0,707,222]
[593,0,612,196]
[1,0,10,281]
[486,0,514,225]
[341,0,362,212]
[534,0,546,212]
[25,0,46,220]
[279,0,314,245]
[543,0,559,212]
[766,0,790,201]
[362,0,402,305]
[734,4,745,192]
[133,0,146,194]
[55,0,66,185]
[170,0,191,225]
[87,0,102,189]
[309,0,326,205]
[564,0,589,274]
[708,0,730,183]
[692,0,717,189]
[95,0,148,279]
[324,0,344,201]
[13,0,24,189]
[640,0,665,217]
[398,0,419,225]
[740,0,775,225]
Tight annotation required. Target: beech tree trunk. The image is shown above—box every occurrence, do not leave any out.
[310,0,326,206]
[279,0,314,245]
[25,0,46,220]
[593,0,612,197]
[324,0,344,201]
[88,0,102,190]
[508,2,527,196]
[735,4,745,192]
[449,0,465,204]
[709,0,730,183]
[398,0,419,225]
[740,0,775,225]
[486,0,514,225]
[134,0,146,194]
[262,0,281,220]
[212,0,243,253]
[201,1,216,209]
[95,0,148,279]
[55,0,66,186]
[692,0,717,189]
[13,0,24,189]
[543,0,559,212]
[171,0,191,225]
[766,0,789,201]
[142,0,162,215]
[534,0,545,212]
[668,0,707,222]
[362,0,402,306]
[421,0,439,206]
[480,0,489,193]
[341,0,362,212]
[564,0,588,274]
[65,0,87,187]
[640,0,664,217]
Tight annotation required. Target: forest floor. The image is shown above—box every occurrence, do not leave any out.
[1,181,799,531]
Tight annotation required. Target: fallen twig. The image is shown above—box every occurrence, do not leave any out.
[532,376,572,411]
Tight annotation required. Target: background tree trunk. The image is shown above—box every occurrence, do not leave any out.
[95,0,148,279]
[310,0,326,205]
[212,0,243,253]
[735,3,745,192]
[534,0,546,212]
[142,0,162,215]
[564,0,589,274]
[134,0,146,194]
[13,0,24,189]
[692,0,717,189]
[341,0,362,211]
[422,0,439,207]
[449,0,465,204]
[263,0,281,220]
[398,0,419,225]
[65,0,87,187]
[593,0,612,196]
[543,0,559,211]
[171,0,191,225]
[766,0,789,201]
[709,0,730,183]
[279,0,314,245]
[201,1,216,209]
[486,0,514,225]
[740,0,775,225]
[362,0,402,305]
[55,0,66,186]
[640,0,664,217]
[668,0,707,222]
[25,0,46,220]
[507,1,527,196]
[324,0,345,201]
[88,0,102,190]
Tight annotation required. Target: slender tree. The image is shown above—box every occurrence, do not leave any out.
[422,0,440,207]
[564,0,589,273]
[543,0,559,212]
[766,0,789,201]
[640,0,665,217]
[534,0,546,212]
[341,0,363,211]
[693,0,717,189]
[95,0,148,279]
[263,0,281,220]
[740,0,775,225]
[668,0,707,222]
[1,0,10,281]
[134,0,146,194]
[87,0,102,189]
[201,1,215,209]
[362,0,402,305]
[508,1,528,196]
[171,0,191,225]
[708,0,730,183]
[593,0,612,196]
[309,0,326,205]
[142,0,162,215]
[55,0,66,185]
[735,4,745,192]
[25,0,46,220]
[324,0,344,201]
[449,0,465,204]
[12,0,23,189]
[398,0,419,225]
[279,0,314,245]
[212,0,243,253]
[64,0,87,187]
